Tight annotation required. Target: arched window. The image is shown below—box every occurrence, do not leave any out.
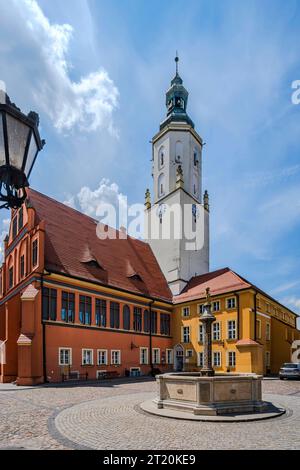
[158,146,165,168]
[175,141,183,163]
[158,173,165,197]
[123,305,130,330]
[194,149,198,166]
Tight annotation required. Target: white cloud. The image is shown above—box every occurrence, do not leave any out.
[281,296,300,313]
[64,179,128,227]
[1,0,119,134]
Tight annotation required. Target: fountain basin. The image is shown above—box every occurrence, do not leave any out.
[154,372,268,416]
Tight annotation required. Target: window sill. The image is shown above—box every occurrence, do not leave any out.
[81,364,94,367]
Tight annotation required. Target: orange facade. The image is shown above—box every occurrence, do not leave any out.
[0,195,173,385]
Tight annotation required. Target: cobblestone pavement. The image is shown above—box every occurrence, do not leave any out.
[0,378,299,450]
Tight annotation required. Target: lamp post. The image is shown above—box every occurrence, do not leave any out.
[200,287,215,377]
[0,90,45,209]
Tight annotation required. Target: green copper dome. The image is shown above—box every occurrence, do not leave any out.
[160,56,194,130]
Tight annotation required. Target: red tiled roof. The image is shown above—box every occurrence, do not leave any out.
[27,189,172,302]
[173,267,251,303]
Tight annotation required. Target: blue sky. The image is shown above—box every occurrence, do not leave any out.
[0,0,300,321]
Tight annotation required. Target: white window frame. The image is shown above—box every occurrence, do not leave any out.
[152,348,160,365]
[186,349,193,358]
[59,347,72,366]
[227,320,237,340]
[199,324,204,343]
[140,347,149,365]
[166,349,173,364]
[182,326,190,343]
[197,351,204,367]
[212,322,221,341]
[96,370,107,379]
[182,306,190,317]
[212,300,220,312]
[82,349,94,365]
[226,297,236,310]
[198,304,205,315]
[111,350,121,365]
[97,349,108,366]
[227,351,236,367]
[213,351,221,367]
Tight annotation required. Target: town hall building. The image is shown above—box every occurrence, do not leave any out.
[0,61,299,385]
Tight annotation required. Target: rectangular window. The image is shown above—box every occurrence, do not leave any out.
[213,351,221,367]
[97,349,107,365]
[82,349,93,365]
[226,298,236,309]
[151,311,157,334]
[18,207,23,232]
[59,348,72,366]
[212,301,220,312]
[212,322,221,341]
[79,295,92,325]
[183,326,190,343]
[198,352,204,367]
[186,349,193,358]
[111,350,121,365]
[9,267,14,289]
[43,287,57,321]
[227,320,237,340]
[133,307,142,332]
[266,323,271,341]
[32,239,38,267]
[110,302,120,329]
[166,349,173,364]
[140,347,148,365]
[143,309,150,333]
[160,313,170,336]
[61,291,75,323]
[199,324,204,342]
[228,351,236,367]
[12,217,17,239]
[256,319,262,339]
[265,351,271,368]
[20,255,25,279]
[198,304,205,315]
[153,348,160,364]
[96,298,106,327]
[182,306,190,317]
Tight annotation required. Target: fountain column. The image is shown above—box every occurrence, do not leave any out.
[200,287,216,377]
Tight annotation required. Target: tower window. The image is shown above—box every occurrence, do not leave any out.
[194,151,198,166]
[158,173,165,197]
[159,146,165,168]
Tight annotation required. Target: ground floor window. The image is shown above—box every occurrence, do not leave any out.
[111,350,121,365]
[213,351,221,367]
[82,349,93,365]
[166,349,173,364]
[130,368,141,377]
[227,351,236,367]
[186,349,193,358]
[140,347,148,365]
[97,349,108,365]
[153,348,160,364]
[59,348,72,366]
[198,352,204,368]
[265,351,271,368]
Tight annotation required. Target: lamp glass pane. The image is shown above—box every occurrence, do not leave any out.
[24,134,38,177]
[0,113,5,167]
[6,113,30,170]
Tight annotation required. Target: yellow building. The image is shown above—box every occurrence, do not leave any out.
[172,268,300,375]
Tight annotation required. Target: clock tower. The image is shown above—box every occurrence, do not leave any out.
[144,56,210,295]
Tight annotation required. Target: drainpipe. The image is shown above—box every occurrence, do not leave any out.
[41,270,51,383]
[148,298,155,377]
[254,292,257,341]
[236,293,240,340]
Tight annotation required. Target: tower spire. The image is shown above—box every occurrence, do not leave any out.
[175,52,179,75]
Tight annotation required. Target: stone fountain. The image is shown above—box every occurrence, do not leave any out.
[141,288,285,420]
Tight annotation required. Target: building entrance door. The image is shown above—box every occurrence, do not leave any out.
[174,344,184,372]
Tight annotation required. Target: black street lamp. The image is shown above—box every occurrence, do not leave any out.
[0,91,45,209]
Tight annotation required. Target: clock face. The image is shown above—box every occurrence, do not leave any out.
[157,204,167,218]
